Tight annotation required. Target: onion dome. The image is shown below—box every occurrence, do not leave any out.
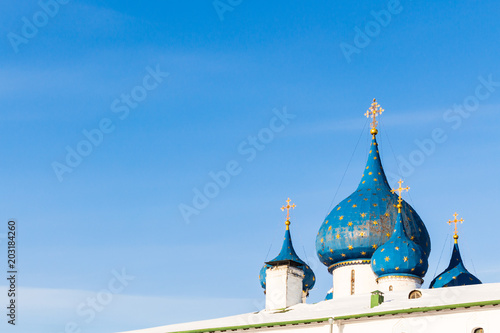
[325,288,333,300]
[430,213,481,288]
[316,100,431,272]
[260,199,316,293]
[259,264,271,289]
[371,183,429,279]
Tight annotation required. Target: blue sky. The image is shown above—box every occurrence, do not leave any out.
[1,0,499,332]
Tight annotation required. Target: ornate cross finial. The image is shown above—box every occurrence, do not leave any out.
[281,198,296,230]
[391,179,410,212]
[364,98,384,136]
[448,212,464,243]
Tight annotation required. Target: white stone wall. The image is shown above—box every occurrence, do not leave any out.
[249,307,498,333]
[333,307,496,333]
[265,265,304,310]
[331,264,378,298]
[377,275,422,293]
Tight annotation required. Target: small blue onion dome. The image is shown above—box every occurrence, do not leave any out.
[371,206,429,279]
[316,135,431,271]
[430,236,481,288]
[260,224,316,292]
[324,288,333,300]
[259,264,271,289]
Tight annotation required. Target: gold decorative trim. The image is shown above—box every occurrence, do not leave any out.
[376,275,423,284]
[329,259,371,272]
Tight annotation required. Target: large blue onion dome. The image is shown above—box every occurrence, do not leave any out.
[316,134,431,271]
[260,210,315,293]
[371,204,428,279]
[430,233,481,288]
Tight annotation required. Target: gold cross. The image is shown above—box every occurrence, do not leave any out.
[364,98,384,135]
[391,179,410,212]
[448,212,464,243]
[281,198,296,229]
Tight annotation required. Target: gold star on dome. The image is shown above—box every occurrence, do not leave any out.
[404,256,408,262]
[372,244,378,249]
[348,222,353,226]
[359,232,366,236]
[339,216,344,220]
[385,256,390,262]
[373,221,378,225]
[341,253,346,257]
[395,267,399,271]
[336,234,340,239]
[348,245,353,250]
[361,213,367,218]
[361,251,367,255]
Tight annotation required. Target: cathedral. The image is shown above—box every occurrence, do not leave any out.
[122,100,499,333]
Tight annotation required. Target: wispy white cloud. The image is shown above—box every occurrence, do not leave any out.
[0,286,258,333]
[292,103,500,137]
